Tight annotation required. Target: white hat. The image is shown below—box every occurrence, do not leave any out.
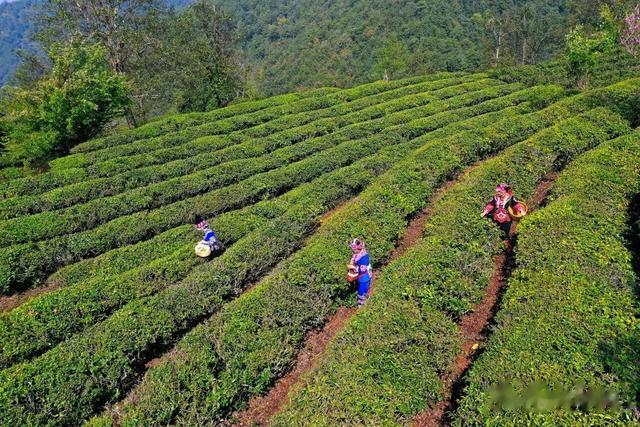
[195,241,212,258]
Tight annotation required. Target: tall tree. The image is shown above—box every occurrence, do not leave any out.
[121,0,243,118]
[38,0,164,126]
[473,11,509,67]
[36,0,243,124]
[372,35,411,80]
[0,41,130,165]
[172,1,242,112]
[508,2,564,65]
[40,0,163,74]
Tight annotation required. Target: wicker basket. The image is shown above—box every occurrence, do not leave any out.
[508,202,529,219]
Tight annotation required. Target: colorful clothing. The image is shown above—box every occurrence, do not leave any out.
[352,249,372,306]
[482,194,520,238]
[204,228,220,249]
[196,220,220,251]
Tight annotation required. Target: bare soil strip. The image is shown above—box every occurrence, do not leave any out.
[0,281,62,313]
[412,172,558,427]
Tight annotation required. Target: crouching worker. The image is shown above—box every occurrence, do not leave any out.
[346,238,372,307]
[194,218,221,257]
[480,183,527,240]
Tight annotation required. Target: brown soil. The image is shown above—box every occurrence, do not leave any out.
[0,280,62,313]
[232,305,357,427]
[412,172,558,427]
[232,175,463,427]
[105,347,186,426]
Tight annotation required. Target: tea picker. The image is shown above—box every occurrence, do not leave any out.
[481,183,528,239]
[346,238,372,307]
[194,219,222,258]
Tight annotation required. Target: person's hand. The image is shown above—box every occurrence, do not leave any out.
[480,212,486,218]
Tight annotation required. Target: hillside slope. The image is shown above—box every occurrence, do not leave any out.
[0,0,571,92]
[0,72,638,425]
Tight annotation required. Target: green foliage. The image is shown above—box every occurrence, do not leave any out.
[474,2,566,68]
[0,143,402,368]
[106,84,579,426]
[0,71,638,425]
[0,79,559,426]
[455,131,640,425]
[0,75,479,219]
[122,0,244,119]
[0,118,442,426]
[172,1,240,112]
[0,79,550,370]
[0,78,509,240]
[274,107,631,425]
[372,35,411,81]
[0,74,533,293]
[565,24,617,89]
[3,0,640,101]
[0,41,130,165]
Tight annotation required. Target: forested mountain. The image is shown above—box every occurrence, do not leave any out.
[0,0,630,92]
[0,0,37,86]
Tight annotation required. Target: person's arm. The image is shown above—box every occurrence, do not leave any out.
[481,199,495,217]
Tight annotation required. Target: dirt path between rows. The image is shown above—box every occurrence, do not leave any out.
[412,172,558,427]
[0,281,62,313]
[232,173,466,427]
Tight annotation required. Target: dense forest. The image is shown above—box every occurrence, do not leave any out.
[1,0,633,93]
[0,0,38,86]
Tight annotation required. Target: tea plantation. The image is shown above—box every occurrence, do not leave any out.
[0,71,639,426]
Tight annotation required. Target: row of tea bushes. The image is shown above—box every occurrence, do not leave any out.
[272,107,630,425]
[454,131,640,425]
[0,78,500,219]
[0,82,530,293]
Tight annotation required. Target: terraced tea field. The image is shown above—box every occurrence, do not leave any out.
[0,72,638,426]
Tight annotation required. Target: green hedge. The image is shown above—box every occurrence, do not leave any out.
[50,75,452,171]
[0,77,437,199]
[0,87,543,367]
[0,77,498,219]
[105,90,619,426]
[71,76,451,155]
[120,77,640,423]
[0,81,514,242]
[70,88,340,154]
[0,126,453,426]
[0,82,533,293]
[454,132,640,426]
[0,76,474,200]
[57,74,478,169]
[0,128,435,367]
[271,107,630,426]
[49,101,534,291]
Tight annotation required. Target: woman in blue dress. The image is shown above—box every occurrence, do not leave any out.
[349,238,372,307]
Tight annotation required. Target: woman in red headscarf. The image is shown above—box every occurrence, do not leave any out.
[481,183,523,239]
